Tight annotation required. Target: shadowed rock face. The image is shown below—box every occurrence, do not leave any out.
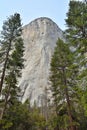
[19,17,64,105]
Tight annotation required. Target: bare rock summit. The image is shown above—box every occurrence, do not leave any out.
[20,17,64,105]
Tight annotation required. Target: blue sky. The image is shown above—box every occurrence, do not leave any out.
[0,0,70,30]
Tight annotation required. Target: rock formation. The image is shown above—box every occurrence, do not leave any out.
[19,17,64,105]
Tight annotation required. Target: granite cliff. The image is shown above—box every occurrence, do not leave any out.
[19,17,64,105]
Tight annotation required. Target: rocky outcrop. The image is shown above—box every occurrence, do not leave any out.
[19,17,64,105]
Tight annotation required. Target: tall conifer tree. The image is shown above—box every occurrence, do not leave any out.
[65,0,87,66]
[50,38,78,130]
[0,13,24,94]
[65,1,87,129]
[0,13,24,119]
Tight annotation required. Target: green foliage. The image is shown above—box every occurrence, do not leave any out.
[65,0,87,65]
[0,119,13,129]
[1,100,47,130]
[65,0,87,129]
[0,13,24,99]
[0,100,32,130]
[50,38,77,105]
[0,13,24,129]
[66,1,87,39]
[0,13,24,93]
[50,38,78,129]
[30,108,46,130]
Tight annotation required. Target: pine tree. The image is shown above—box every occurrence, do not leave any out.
[65,1,87,129]
[0,13,24,94]
[65,0,87,66]
[0,13,24,119]
[50,38,78,130]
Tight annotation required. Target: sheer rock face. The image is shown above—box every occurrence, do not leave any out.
[20,17,64,105]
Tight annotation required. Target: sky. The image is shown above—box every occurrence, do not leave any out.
[0,0,82,31]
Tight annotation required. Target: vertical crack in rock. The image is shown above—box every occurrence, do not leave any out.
[19,17,64,105]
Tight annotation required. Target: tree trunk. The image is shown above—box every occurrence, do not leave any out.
[0,85,10,120]
[62,68,75,130]
[0,41,11,119]
[0,41,11,94]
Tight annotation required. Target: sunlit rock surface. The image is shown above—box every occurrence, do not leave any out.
[19,17,64,105]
